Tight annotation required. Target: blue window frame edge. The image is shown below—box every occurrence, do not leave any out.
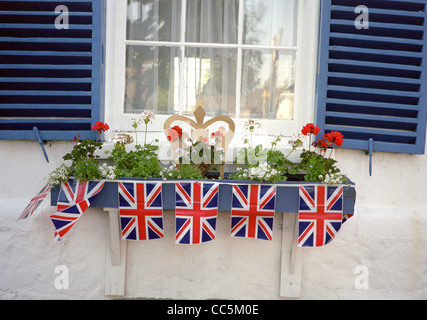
[315,0,427,155]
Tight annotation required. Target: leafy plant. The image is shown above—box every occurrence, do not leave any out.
[108,143,162,178]
[297,151,341,182]
[228,162,286,183]
[73,158,103,182]
[160,164,203,180]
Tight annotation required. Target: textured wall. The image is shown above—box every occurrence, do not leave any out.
[1,141,426,299]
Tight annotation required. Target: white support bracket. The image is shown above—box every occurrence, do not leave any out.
[103,208,127,297]
[280,212,303,298]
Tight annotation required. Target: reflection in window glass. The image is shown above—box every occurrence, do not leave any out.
[125,46,180,114]
[240,51,296,120]
[243,0,298,47]
[182,48,237,117]
[127,0,181,41]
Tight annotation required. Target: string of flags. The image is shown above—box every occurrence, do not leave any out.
[18,180,352,247]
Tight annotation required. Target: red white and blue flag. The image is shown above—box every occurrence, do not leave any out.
[50,180,104,241]
[231,184,276,241]
[17,184,51,221]
[175,182,219,245]
[298,185,343,247]
[119,181,164,241]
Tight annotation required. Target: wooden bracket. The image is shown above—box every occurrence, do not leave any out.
[103,208,127,296]
[280,212,303,298]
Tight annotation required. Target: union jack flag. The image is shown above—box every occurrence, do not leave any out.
[298,185,343,247]
[119,181,164,241]
[17,184,51,221]
[231,184,276,241]
[175,182,219,245]
[50,180,104,241]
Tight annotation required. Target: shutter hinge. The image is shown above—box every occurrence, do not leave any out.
[368,138,374,176]
[33,127,49,163]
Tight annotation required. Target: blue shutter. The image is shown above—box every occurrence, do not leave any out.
[316,0,427,154]
[0,0,103,141]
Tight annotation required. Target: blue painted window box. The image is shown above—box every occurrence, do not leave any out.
[50,178,356,214]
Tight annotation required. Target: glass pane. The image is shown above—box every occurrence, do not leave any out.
[186,0,239,44]
[127,0,181,41]
[183,48,237,117]
[125,46,180,114]
[240,50,296,120]
[243,0,298,47]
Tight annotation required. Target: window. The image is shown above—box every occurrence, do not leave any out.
[107,0,319,139]
[0,0,104,141]
[125,0,297,120]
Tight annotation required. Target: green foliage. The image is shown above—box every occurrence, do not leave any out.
[297,151,341,182]
[228,162,287,183]
[161,164,204,180]
[73,158,103,182]
[63,139,102,164]
[62,138,103,182]
[107,142,162,178]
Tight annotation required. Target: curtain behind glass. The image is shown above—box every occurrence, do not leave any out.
[185,0,239,117]
[125,0,298,120]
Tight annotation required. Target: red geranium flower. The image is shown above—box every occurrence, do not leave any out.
[323,131,344,148]
[312,139,329,152]
[92,121,109,133]
[167,125,183,142]
[301,123,320,136]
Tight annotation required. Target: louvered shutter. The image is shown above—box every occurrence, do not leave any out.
[0,0,103,141]
[316,0,427,154]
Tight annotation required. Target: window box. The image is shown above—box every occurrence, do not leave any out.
[50,177,356,215]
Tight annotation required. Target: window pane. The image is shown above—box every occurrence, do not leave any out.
[183,48,237,117]
[127,0,181,41]
[243,0,298,47]
[186,0,239,44]
[125,46,180,114]
[240,50,296,120]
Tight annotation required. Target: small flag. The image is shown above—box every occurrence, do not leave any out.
[298,185,343,247]
[175,182,219,245]
[231,184,276,241]
[119,181,164,241]
[50,180,104,241]
[17,184,51,221]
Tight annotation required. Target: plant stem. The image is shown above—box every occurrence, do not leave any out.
[144,122,148,146]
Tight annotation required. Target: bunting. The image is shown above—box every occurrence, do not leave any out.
[118,181,164,241]
[298,185,343,247]
[50,180,104,241]
[175,182,219,245]
[231,184,276,241]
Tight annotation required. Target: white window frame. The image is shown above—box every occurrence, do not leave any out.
[104,0,320,154]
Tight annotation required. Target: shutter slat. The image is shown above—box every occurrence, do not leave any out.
[317,0,427,154]
[0,0,102,141]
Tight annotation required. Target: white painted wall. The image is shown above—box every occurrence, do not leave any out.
[1,139,426,299]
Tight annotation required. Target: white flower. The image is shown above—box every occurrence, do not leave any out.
[140,111,155,124]
[99,164,117,180]
[47,164,70,187]
[244,119,261,132]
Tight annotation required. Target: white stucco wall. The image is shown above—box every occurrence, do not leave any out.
[1,140,427,299]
